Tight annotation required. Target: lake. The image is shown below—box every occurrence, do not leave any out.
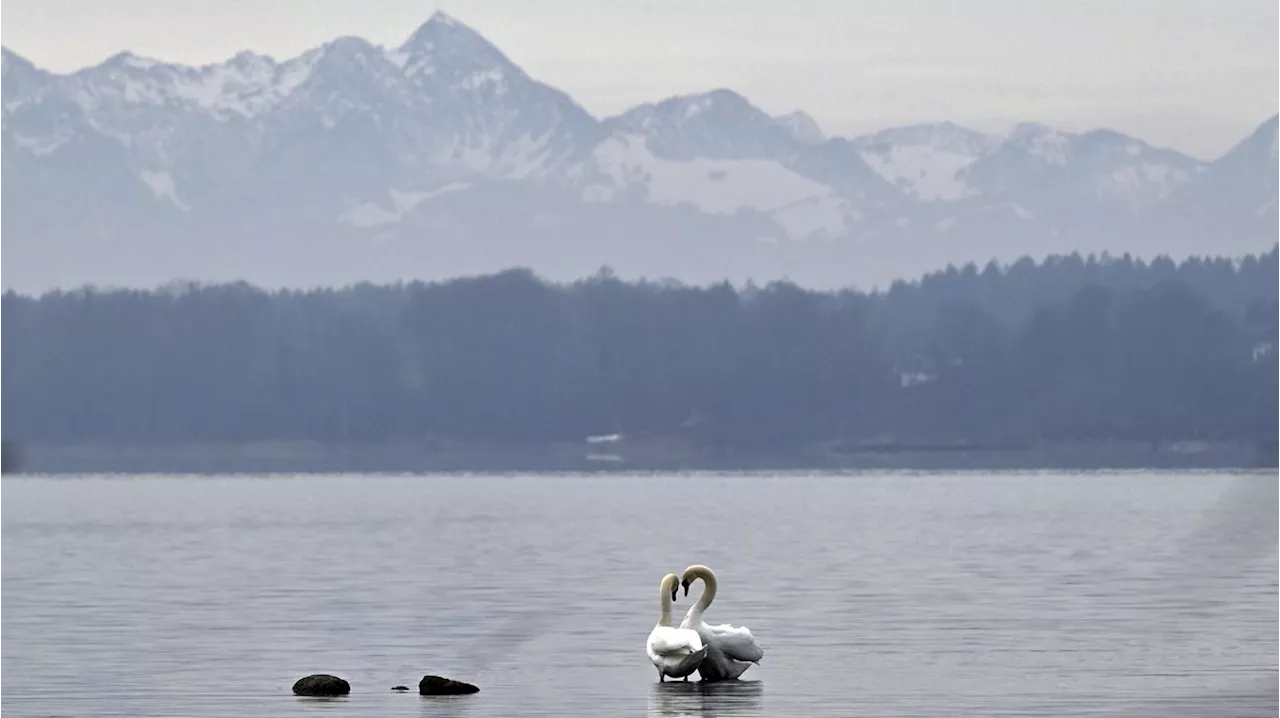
[2,471,1276,717]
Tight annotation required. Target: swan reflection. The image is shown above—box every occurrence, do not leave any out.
[648,680,763,717]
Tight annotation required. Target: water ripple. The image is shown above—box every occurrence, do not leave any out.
[3,471,1275,717]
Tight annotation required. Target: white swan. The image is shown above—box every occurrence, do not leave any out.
[678,564,764,682]
[646,573,709,682]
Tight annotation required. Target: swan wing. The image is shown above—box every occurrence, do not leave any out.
[705,623,764,663]
[647,625,704,656]
[705,622,752,637]
[662,643,709,678]
[647,625,709,679]
[694,641,753,682]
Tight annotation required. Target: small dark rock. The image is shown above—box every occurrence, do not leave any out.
[418,675,480,695]
[391,685,410,692]
[292,674,350,696]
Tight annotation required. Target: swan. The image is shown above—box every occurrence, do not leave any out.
[678,564,764,682]
[646,573,709,682]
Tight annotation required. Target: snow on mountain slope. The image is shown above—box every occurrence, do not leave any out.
[1088,142,1198,210]
[962,123,1201,212]
[339,183,473,228]
[853,122,994,202]
[852,121,1201,209]
[592,90,897,231]
[605,89,800,161]
[138,170,191,210]
[580,133,853,239]
[1,11,1273,293]
[65,49,315,121]
[384,13,603,176]
[3,9,645,279]
[786,137,906,208]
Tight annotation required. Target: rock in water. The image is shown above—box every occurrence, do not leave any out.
[418,675,480,695]
[390,685,410,691]
[292,674,350,696]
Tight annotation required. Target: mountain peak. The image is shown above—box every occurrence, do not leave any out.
[855,121,992,152]
[226,50,276,76]
[319,35,378,58]
[1003,121,1058,140]
[99,50,166,72]
[634,89,770,126]
[674,88,751,111]
[426,10,463,27]
[1213,111,1280,165]
[607,89,798,161]
[395,10,519,79]
[2,12,1272,294]
[402,10,487,50]
[1,46,37,73]
[774,110,825,145]
[1,46,46,96]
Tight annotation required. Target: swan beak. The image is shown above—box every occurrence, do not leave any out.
[670,586,679,602]
[681,579,690,597]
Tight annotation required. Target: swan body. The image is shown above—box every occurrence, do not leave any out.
[679,564,764,682]
[647,573,709,682]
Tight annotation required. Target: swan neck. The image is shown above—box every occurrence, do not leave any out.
[692,569,717,616]
[659,574,678,626]
[659,591,673,626]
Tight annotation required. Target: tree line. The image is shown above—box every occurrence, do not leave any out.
[3,248,1276,449]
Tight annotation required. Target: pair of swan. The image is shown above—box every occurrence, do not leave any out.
[646,564,764,683]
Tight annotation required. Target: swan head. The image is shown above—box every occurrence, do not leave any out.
[679,564,714,597]
[660,572,680,603]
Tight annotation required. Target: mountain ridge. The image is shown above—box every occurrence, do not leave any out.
[2,11,1275,292]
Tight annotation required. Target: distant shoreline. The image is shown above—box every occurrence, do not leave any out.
[4,439,1274,474]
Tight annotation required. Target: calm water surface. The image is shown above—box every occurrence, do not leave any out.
[3,471,1276,717]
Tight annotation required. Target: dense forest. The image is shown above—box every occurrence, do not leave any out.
[3,248,1276,452]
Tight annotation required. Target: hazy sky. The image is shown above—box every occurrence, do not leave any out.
[3,0,1276,159]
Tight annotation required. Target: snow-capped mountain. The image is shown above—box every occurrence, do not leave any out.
[1145,114,1279,257]
[853,122,998,202]
[2,12,1275,293]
